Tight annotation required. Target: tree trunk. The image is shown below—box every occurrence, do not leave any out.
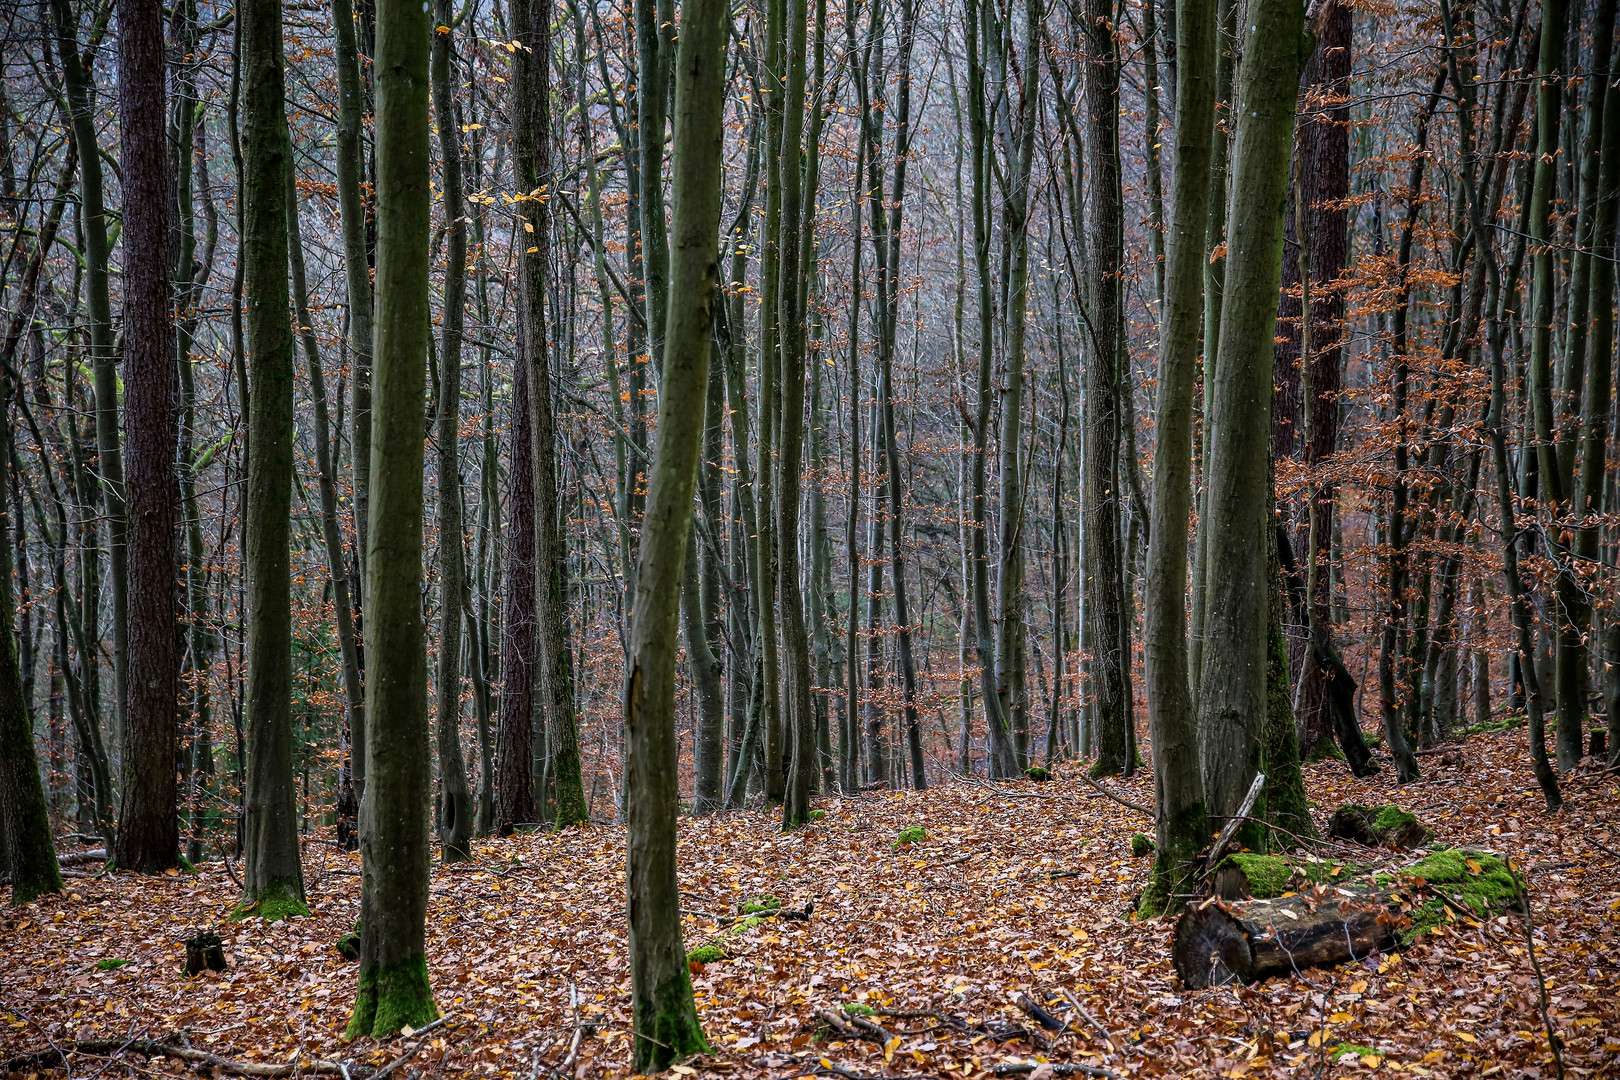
[512,0,588,827]
[431,0,474,862]
[622,0,727,1059]
[113,0,180,875]
[346,0,439,1035]
[493,359,537,831]
[1081,0,1131,778]
[1140,0,1214,918]
[1195,0,1304,852]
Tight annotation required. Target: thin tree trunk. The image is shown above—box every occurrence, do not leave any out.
[1140,0,1214,916]
[493,358,537,831]
[622,0,727,1059]
[431,0,474,862]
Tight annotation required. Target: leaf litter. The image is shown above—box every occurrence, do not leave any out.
[2,727,1617,1078]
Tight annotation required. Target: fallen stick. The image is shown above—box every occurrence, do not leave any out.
[2,1039,352,1077]
[1079,772,1154,817]
[1058,987,1115,1052]
[990,1061,1120,1079]
[1014,994,1064,1032]
[1202,773,1267,877]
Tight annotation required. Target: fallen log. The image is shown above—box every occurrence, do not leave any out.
[1174,849,1525,988]
[1174,890,1402,989]
[2,1039,352,1077]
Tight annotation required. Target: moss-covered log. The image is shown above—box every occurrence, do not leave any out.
[1174,849,1523,988]
[1328,804,1432,849]
[1212,853,1292,899]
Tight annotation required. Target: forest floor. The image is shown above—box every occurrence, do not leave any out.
[2,727,1618,1079]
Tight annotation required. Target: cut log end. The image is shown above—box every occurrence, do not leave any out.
[1173,903,1255,989]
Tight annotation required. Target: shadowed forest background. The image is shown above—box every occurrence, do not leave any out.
[1,0,1619,1073]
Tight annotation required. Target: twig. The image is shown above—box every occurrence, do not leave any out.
[2,1039,353,1078]
[1079,771,1155,816]
[1511,872,1565,1080]
[1058,987,1115,1052]
[222,851,243,890]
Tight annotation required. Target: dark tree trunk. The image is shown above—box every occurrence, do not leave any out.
[493,359,537,832]
[112,0,180,875]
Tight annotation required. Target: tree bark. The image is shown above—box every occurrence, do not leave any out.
[493,359,537,831]
[346,0,439,1035]
[431,0,474,862]
[113,0,181,875]
[1196,0,1304,852]
[622,0,727,1060]
[1140,0,1214,917]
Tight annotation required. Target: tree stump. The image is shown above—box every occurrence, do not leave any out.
[1327,804,1431,849]
[1592,728,1607,760]
[184,932,227,975]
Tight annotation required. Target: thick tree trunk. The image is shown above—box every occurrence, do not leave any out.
[235,0,304,907]
[346,0,439,1036]
[1196,0,1304,851]
[622,0,727,1060]
[112,0,180,875]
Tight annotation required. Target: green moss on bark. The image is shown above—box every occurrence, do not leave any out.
[632,970,710,1073]
[1136,799,1207,919]
[230,879,310,922]
[346,954,438,1039]
[1264,615,1316,843]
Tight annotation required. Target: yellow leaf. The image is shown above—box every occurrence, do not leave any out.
[884,1036,902,1064]
[1466,858,1483,875]
[1350,980,1368,994]
[523,222,534,233]
[1456,1032,1477,1043]
[400,1025,416,1037]
[1360,1054,1384,1068]
[1330,1012,1353,1023]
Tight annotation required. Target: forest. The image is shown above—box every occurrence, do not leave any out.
[0,0,1618,1073]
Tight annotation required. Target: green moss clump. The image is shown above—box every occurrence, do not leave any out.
[336,933,361,961]
[685,944,726,965]
[808,809,827,821]
[891,825,927,849]
[841,1002,876,1017]
[177,854,197,873]
[741,894,781,914]
[230,880,311,923]
[1374,806,1419,832]
[94,958,131,971]
[345,954,438,1040]
[1024,766,1052,782]
[725,915,767,937]
[1219,853,1293,899]
[1130,833,1155,857]
[1331,1044,1385,1063]
[1398,849,1524,944]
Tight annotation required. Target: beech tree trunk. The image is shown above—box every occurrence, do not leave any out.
[347,0,438,1035]
[622,0,727,1060]
[1196,0,1304,851]
[493,359,537,831]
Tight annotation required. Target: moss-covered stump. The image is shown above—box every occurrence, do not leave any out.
[1024,766,1052,782]
[335,932,361,961]
[184,932,227,975]
[1328,804,1432,850]
[1130,833,1155,858]
[1174,849,1525,987]
[1212,853,1292,900]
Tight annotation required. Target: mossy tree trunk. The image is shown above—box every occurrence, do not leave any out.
[621,0,728,1059]
[493,359,537,831]
[112,0,181,875]
[1195,0,1305,854]
[1140,0,1214,918]
[236,0,306,911]
[0,376,61,903]
[346,0,438,1036]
